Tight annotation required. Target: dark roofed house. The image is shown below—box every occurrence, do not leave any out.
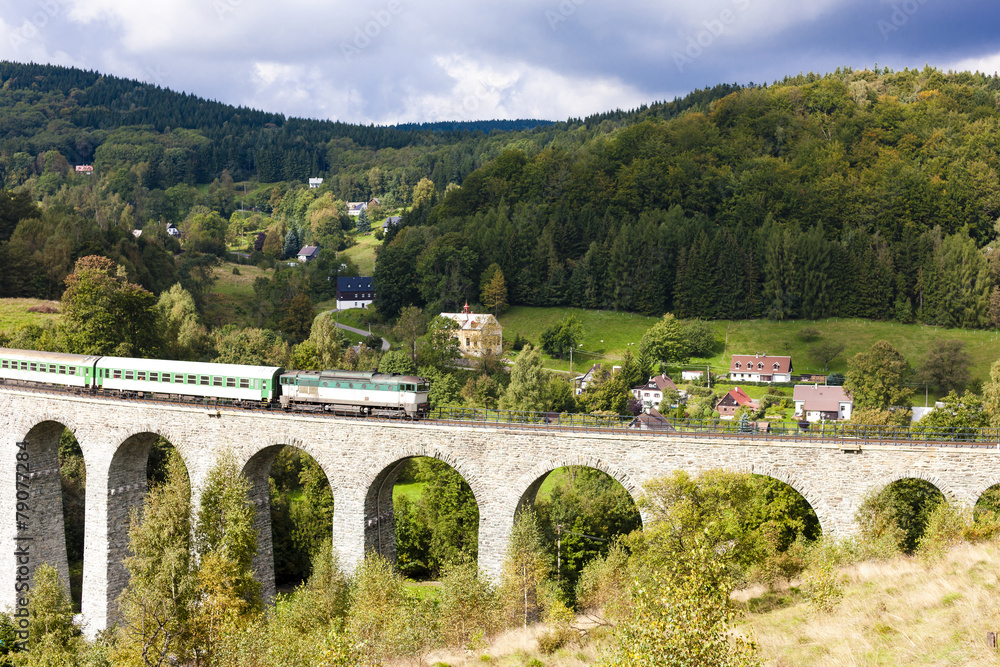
[573,364,601,396]
[715,386,757,419]
[336,277,374,310]
[382,216,401,231]
[729,354,792,383]
[793,384,853,422]
[632,373,679,412]
[630,408,675,432]
[297,245,320,263]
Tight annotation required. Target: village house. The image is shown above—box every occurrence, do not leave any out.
[336,277,374,310]
[440,304,503,357]
[347,198,380,216]
[715,386,757,419]
[574,365,600,395]
[728,354,792,383]
[296,245,320,263]
[308,177,324,189]
[632,373,679,412]
[382,215,401,232]
[630,408,674,431]
[681,369,704,382]
[793,384,853,422]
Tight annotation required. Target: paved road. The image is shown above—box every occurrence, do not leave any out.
[326,309,390,351]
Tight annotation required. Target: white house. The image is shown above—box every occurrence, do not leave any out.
[681,370,704,382]
[308,177,324,189]
[729,354,792,383]
[792,384,853,422]
[631,373,679,412]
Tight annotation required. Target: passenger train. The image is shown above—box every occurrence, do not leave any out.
[0,347,431,418]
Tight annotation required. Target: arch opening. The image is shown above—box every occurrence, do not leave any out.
[19,421,81,610]
[859,478,945,554]
[256,446,334,593]
[527,466,642,602]
[974,484,1000,520]
[366,456,479,580]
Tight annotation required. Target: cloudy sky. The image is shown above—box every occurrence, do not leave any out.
[2,0,1000,125]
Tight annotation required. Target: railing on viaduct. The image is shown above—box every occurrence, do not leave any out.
[2,378,995,448]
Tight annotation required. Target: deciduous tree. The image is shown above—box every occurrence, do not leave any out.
[844,340,913,411]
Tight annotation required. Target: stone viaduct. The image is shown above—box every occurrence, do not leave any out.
[3,386,1000,636]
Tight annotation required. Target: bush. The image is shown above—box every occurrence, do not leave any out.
[537,625,576,654]
[232,266,241,275]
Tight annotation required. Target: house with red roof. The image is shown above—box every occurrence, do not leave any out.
[793,384,853,422]
[729,354,792,383]
[715,386,758,419]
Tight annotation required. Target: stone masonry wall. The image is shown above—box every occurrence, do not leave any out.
[2,386,1000,636]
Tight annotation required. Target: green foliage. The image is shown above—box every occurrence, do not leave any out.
[539,314,583,360]
[378,349,416,375]
[855,479,944,555]
[60,255,162,356]
[19,564,83,664]
[535,467,641,600]
[437,559,500,650]
[499,509,550,629]
[845,340,913,411]
[634,470,819,585]
[915,339,972,394]
[393,458,479,578]
[498,345,551,412]
[602,541,761,667]
[640,313,689,368]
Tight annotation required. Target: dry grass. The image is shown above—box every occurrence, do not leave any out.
[741,541,1000,666]
[390,620,606,667]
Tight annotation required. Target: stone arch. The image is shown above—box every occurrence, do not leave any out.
[730,462,832,536]
[506,455,641,526]
[104,429,192,622]
[14,419,80,598]
[968,477,1000,509]
[240,437,336,602]
[359,445,484,566]
[870,470,957,502]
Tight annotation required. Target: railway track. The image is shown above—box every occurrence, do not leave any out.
[4,379,999,450]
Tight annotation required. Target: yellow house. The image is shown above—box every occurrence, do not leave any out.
[441,304,503,356]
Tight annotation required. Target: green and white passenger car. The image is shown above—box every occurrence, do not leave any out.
[0,348,100,388]
[95,357,283,402]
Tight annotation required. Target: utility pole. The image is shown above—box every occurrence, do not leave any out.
[569,346,573,375]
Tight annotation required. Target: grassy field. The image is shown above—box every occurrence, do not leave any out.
[499,308,1000,392]
[202,262,275,328]
[498,307,659,374]
[740,540,1000,666]
[0,298,61,336]
[340,231,382,276]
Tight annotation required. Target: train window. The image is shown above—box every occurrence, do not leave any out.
[200,376,209,386]
[28,363,36,372]
[149,372,158,382]
[137,372,145,381]
[22,362,29,370]
[68,366,76,376]
[187,375,197,384]
[1,360,7,369]
[239,379,250,389]
[125,370,134,380]
[58,365,65,374]
[212,377,222,387]
[113,370,122,379]
[226,378,236,388]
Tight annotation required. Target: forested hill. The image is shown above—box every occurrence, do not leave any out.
[377,66,1000,329]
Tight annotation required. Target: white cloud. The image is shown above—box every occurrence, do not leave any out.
[944,51,1000,75]
[386,54,658,124]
